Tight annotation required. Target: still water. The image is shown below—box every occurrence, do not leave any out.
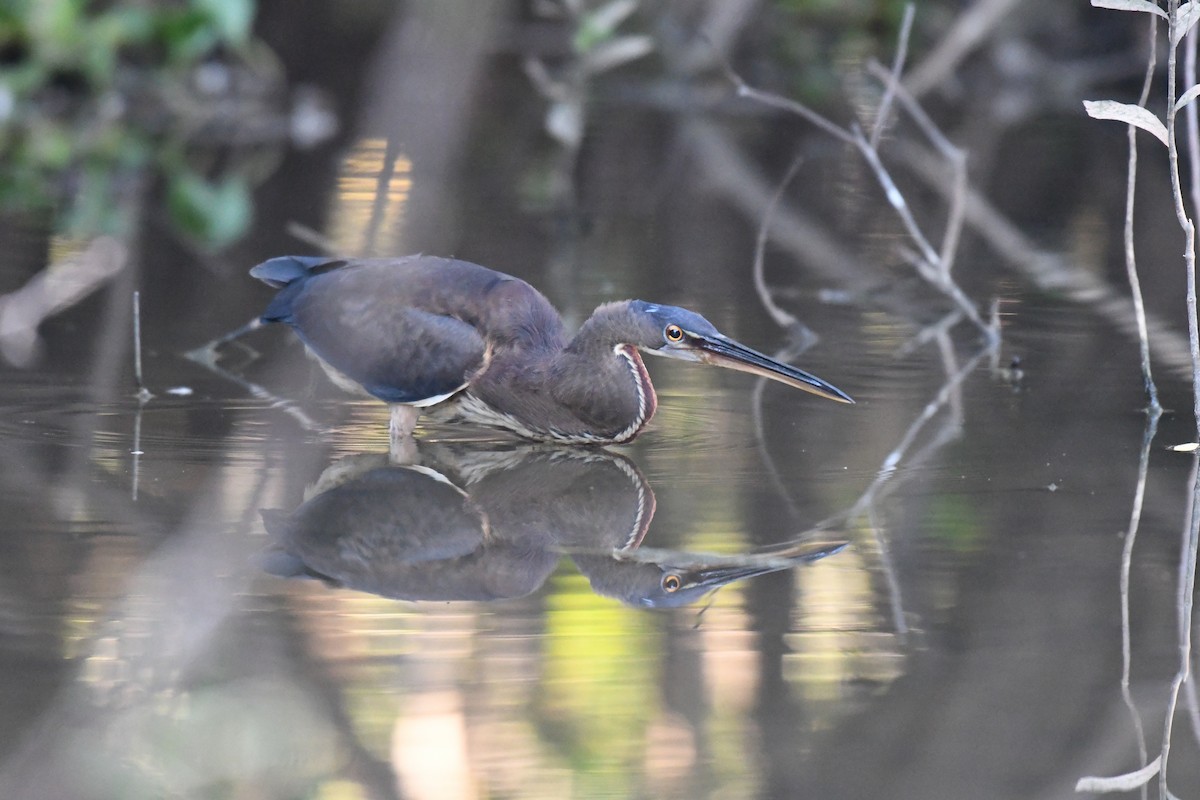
[2,286,1197,799]
[2,3,1200,799]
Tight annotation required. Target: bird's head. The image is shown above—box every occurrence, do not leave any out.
[624,301,854,404]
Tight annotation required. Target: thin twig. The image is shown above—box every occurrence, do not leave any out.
[850,123,938,266]
[131,289,151,500]
[866,60,960,161]
[752,155,804,330]
[894,309,963,359]
[132,291,153,404]
[902,0,1022,98]
[1119,408,1160,800]
[286,221,338,254]
[1162,455,1200,800]
[850,122,989,336]
[183,343,326,435]
[133,291,144,391]
[725,40,991,338]
[816,335,998,531]
[870,3,915,148]
[364,136,401,257]
[867,59,972,278]
[714,48,853,144]
[185,316,264,363]
[1125,15,1161,412]
[894,139,1196,374]
[938,153,969,279]
[131,404,144,502]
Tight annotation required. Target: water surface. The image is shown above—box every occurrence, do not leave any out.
[1,4,1199,799]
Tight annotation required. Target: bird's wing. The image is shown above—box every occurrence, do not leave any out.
[285,278,488,405]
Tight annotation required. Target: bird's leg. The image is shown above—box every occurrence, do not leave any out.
[389,404,419,436]
[389,404,421,465]
[388,434,419,465]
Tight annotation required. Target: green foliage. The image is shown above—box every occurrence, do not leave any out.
[168,170,253,248]
[572,0,638,55]
[160,0,255,62]
[765,0,914,103]
[538,572,658,787]
[926,493,983,553]
[0,0,267,244]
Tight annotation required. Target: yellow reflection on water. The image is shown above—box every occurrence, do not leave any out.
[784,545,905,700]
[393,690,476,800]
[328,138,412,255]
[541,572,657,793]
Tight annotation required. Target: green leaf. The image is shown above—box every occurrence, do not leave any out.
[574,0,638,54]
[194,0,254,46]
[580,34,653,76]
[1083,99,1168,146]
[159,9,219,62]
[92,8,156,48]
[65,165,130,236]
[167,171,252,247]
[27,122,74,168]
[30,0,84,45]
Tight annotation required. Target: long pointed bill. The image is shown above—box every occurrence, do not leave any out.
[692,334,854,403]
[680,541,849,589]
[657,541,849,602]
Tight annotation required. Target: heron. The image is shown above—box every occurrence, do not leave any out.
[250,254,853,444]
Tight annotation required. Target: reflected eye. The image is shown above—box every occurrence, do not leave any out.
[664,324,684,343]
[662,573,682,592]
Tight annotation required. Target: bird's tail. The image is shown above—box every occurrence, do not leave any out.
[249,255,342,288]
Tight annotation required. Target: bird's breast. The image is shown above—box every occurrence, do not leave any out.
[432,344,659,445]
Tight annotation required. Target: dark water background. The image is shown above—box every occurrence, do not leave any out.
[1,2,1199,798]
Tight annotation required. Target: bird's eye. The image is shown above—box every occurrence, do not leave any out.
[662,573,682,592]
[664,324,684,343]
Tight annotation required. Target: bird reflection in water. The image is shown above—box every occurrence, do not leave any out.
[261,444,845,608]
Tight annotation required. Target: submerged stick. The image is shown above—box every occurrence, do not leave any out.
[131,404,144,501]
[1160,5,1200,794]
[183,316,264,366]
[131,289,152,500]
[1116,407,1159,798]
[132,291,152,403]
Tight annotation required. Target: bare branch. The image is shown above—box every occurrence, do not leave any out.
[1114,13,1161,410]
[870,3,916,148]
[713,46,853,143]
[904,0,1023,97]
[0,236,128,367]
[866,59,964,163]
[866,59,970,276]
[752,155,804,330]
[719,8,990,340]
